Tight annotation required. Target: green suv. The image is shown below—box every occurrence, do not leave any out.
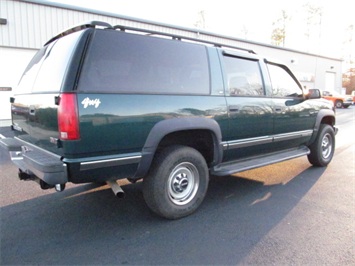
[1,21,337,219]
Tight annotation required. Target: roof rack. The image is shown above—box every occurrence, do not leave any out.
[44,21,256,54]
[44,21,112,46]
[113,24,256,54]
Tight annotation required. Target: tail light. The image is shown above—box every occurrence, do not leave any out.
[58,93,80,140]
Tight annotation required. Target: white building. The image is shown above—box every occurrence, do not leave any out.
[0,0,343,121]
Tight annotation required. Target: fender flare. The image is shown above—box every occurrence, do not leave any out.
[133,117,224,179]
[308,109,336,145]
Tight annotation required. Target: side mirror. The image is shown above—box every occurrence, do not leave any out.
[307,89,321,99]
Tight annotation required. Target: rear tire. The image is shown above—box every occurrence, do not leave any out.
[307,124,335,167]
[143,145,209,219]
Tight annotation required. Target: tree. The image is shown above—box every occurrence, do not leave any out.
[241,25,249,40]
[343,24,354,66]
[303,3,323,52]
[194,10,206,29]
[342,68,355,94]
[271,27,285,46]
[271,10,289,47]
[342,24,354,94]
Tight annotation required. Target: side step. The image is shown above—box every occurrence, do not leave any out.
[212,146,310,176]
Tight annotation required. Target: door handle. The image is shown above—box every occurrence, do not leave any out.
[274,106,282,113]
[229,105,239,112]
[29,106,36,115]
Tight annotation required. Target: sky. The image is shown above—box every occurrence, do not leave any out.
[47,0,354,63]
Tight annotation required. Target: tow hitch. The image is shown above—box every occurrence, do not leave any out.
[18,169,65,192]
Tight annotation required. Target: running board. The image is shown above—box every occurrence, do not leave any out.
[212,146,310,176]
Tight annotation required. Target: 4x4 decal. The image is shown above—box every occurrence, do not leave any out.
[81,97,101,108]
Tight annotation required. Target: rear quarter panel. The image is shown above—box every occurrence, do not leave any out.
[63,94,228,158]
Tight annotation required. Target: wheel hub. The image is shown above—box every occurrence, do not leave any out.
[172,173,189,193]
[168,162,199,205]
[322,133,332,159]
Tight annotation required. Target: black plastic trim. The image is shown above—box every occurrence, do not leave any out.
[133,117,224,179]
[44,21,112,46]
[212,146,310,176]
[308,109,336,145]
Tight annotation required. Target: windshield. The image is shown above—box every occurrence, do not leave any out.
[16,31,83,94]
[322,90,341,96]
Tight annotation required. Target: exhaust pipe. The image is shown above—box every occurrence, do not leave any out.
[107,180,125,198]
[55,184,66,192]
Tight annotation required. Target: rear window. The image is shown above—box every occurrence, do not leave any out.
[16,31,83,94]
[78,30,210,95]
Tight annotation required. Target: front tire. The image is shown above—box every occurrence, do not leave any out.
[307,124,335,167]
[143,145,209,219]
[335,100,343,108]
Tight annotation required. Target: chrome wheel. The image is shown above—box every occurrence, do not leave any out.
[143,145,209,219]
[307,124,335,167]
[322,133,332,159]
[168,162,199,206]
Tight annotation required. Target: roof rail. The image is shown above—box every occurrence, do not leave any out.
[44,20,255,54]
[44,21,113,46]
[113,24,256,54]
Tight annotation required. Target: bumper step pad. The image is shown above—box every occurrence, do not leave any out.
[0,137,67,185]
[23,149,64,173]
[0,138,22,152]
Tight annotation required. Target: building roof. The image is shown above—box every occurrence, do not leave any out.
[6,0,343,61]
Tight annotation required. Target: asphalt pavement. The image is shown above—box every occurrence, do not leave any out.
[0,108,354,265]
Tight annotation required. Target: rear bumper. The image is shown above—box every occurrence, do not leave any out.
[0,137,67,185]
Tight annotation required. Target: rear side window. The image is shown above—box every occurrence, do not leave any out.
[16,31,83,94]
[78,30,210,95]
[223,56,264,96]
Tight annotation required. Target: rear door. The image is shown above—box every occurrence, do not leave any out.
[220,52,274,161]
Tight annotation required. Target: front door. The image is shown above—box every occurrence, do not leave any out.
[266,63,316,150]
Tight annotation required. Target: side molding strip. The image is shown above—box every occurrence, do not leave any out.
[223,130,313,150]
[67,154,142,171]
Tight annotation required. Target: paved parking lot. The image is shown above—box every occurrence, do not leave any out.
[0,108,354,265]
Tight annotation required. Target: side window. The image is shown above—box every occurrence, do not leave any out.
[267,64,303,97]
[78,30,209,95]
[223,56,264,96]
